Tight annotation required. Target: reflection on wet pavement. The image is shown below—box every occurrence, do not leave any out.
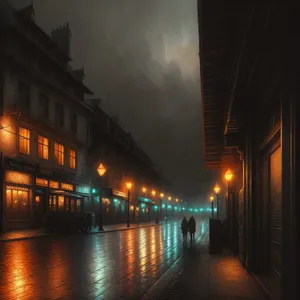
[0,219,208,300]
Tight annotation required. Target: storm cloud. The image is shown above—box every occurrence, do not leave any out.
[9,0,205,200]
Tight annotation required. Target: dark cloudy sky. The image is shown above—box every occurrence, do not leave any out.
[9,0,212,201]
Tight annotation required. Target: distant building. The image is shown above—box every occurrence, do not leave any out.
[87,105,168,224]
[0,3,93,231]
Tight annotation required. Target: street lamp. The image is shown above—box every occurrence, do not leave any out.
[209,196,214,219]
[214,184,220,220]
[126,182,132,228]
[225,169,234,219]
[152,190,156,197]
[159,193,164,222]
[97,162,107,231]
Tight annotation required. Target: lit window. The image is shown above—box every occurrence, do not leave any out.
[69,149,76,169]
[19,127,30,154]
[58,196,64,212]
[54,142,64,165]
[38,135,49,160]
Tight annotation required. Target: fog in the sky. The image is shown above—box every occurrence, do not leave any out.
[8,0,211,201]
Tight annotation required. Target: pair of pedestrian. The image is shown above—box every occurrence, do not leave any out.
[181,216,196,243]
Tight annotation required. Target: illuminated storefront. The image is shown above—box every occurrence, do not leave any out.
[4,170,32,223]
[2,158,91,231]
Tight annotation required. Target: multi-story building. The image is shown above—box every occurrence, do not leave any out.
[0,3,93,231]
[87,104,168,224]
[198,1,298,299]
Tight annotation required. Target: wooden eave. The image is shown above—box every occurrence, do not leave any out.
[198,0,251,169]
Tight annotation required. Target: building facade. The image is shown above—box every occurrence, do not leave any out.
[0,3,93,232]
[87,105,170,225]
[198,1,298,299]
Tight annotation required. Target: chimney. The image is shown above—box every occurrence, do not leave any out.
[71,68,85,82]
[50,22,71,56]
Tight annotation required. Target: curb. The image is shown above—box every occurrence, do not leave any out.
[0,222,163,243]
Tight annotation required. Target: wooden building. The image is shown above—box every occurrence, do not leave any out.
[198,0,299,299]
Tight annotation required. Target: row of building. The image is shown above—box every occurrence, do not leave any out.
[0,2,176,232]
[198,1,298,299]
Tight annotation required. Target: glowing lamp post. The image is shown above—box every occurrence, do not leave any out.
[159,193,164,222]
[166,196,171,220]
[126,182,132,228]
[142,187,147,197]
[209,196,214,219]
[225,169,234,219]
[97,163,107,231]
[214,184,220,220]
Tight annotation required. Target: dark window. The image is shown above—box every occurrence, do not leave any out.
[70,112,77,134]
[18,82,30,111]
[55,102,64,127]
[39,94,49,119]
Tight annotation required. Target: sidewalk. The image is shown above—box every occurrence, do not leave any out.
[158,238,266,300]
[0,221,161,242]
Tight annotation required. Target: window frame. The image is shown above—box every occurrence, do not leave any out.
[69,148,76,169]
[39,93,49,119]
[37,135,49,160]
[18,82,30,112]
[55,102,64,127]
[54,142,65,166]
[19,127,30,155]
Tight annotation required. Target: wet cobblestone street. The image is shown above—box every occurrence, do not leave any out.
[0,220,207,300]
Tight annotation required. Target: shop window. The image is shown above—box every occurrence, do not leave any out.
[71,199,75,212]
[54,142,64,165]
[19,127,30,154]
[65,198,70,212]
[49,195,57,212]
[58,196,64,212]
[69,149,76,169]
[38,135,49,160]
[76,199,81,211]
[6,186,30,220]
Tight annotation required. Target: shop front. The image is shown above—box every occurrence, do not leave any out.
[1,158,91,231]
[4,169,33,230]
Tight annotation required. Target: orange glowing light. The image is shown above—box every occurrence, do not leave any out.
[152,190,156,196]
[225,169,234,182]
[168,196,172,201]
[126,182,132,190]
[176,198,179,203]
[97,163,107,177]
[214,184,220,194]
[142,187,147,193]
[160,193,164,199]
[209,196,214,202]
[130,205,134,211]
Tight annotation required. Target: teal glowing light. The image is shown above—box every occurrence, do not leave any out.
[189,208,193,212]
[114,198,119,204]
[168,205,172,209]
[182,207,185,210]
[162,204,165,208]
[174,206,178,210]
[92,188,97,194]
[194,209,198,212]
[141,203,146,208]
[214,208,217,212]
[206,208,210,211]
[200,208,204,212]
[154,205,158,211]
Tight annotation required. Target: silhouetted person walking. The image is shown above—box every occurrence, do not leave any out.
[188,216,196,242]
[181,217,188,244]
